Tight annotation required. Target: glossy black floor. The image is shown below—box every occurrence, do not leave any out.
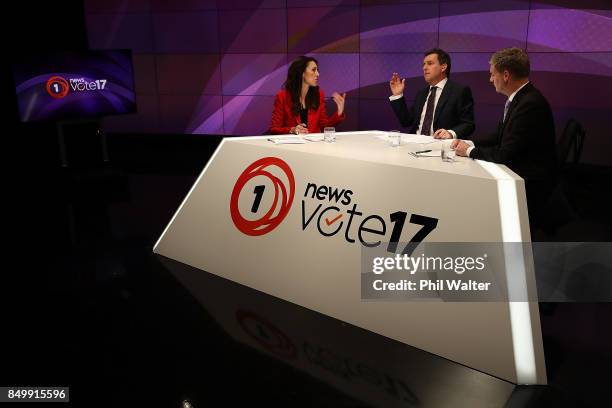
[3,131,611,407]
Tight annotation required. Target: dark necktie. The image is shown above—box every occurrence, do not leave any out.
[421,86,437,136]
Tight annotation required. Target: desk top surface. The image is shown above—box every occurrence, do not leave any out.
[226,131,516,181]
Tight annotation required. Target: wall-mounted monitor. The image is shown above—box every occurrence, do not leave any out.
[12,49,136,122]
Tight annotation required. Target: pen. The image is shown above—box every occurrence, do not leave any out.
[414,149,432,154]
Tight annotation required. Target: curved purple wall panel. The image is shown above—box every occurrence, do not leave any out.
[221,54,287,96]
[440,1,530,51]
[153,11,219,54]
[288,7,360,53]
[86,0,612,165]
[360,3,438,52]
[528,6,612,52]
[220,9,287,53]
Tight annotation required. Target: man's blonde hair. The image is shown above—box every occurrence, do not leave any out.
[489,47,530,79]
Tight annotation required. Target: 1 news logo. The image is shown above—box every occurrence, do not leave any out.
[46,75,108,99]
[230,157,439,254]
[230,157,296,236]
[46,76,69,99]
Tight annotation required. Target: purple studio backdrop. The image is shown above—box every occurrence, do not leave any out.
[85,0,612,165]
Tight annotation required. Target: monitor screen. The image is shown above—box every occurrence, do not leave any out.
[12,50,136,122]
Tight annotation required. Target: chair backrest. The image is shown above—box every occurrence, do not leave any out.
[557,119,585,165]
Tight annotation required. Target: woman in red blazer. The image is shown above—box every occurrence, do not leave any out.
[270,56,346,135]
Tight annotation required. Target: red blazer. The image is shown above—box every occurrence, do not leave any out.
[270,89,346,134]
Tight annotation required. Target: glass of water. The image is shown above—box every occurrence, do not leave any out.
[388,130,401,147]
[324,127,336,143]
[441,140,456,162]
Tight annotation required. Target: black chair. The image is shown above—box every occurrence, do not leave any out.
[536,119,586,238]
[557,119,585,166]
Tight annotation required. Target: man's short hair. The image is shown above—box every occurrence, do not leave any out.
[425,48,451,78]
[489,47,530,79]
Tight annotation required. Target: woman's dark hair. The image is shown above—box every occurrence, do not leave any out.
[284,56,320,114]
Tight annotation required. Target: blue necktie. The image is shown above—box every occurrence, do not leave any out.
[503,99,511,122]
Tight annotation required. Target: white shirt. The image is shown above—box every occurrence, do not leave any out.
[466,81,530,157]
[389,77,456,138]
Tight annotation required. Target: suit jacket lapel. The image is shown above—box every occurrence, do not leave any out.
[500,82,532,133]
[433,82,451,126]
[415,87,428,118]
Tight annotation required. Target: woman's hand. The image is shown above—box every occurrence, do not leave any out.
[332,92,347,116]
[291,123,309,134]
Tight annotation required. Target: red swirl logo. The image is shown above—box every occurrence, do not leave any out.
[230,157,295,236]
[46,76,69,99]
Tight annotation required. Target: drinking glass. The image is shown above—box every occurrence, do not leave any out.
[324,127,336,143]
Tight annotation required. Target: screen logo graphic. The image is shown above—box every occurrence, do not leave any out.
[230,157,295,236]
[46,76,69,98]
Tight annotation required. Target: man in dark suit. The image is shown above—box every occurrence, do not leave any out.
[389,48,475,139]
[453,48,557,228]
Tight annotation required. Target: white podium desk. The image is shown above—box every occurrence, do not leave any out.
[154,131,546,385]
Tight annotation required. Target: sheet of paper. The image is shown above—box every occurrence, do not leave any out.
[267,137,306,144]
[304,134,324,142]
[374,133,436,144]
[401,133,437,144]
